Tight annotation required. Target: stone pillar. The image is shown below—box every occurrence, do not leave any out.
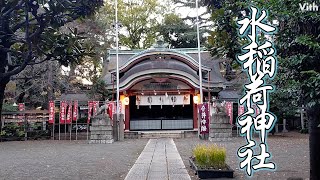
[301,105,305,130]
[112,114,124,141]
[43,121,46,131]
[90,114,113,144]
[283,118,288,132]
[112,115,118,141]
[209,113,232,142]
[119,114,124,141]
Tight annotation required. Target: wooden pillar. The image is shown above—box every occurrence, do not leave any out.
[193,95,198,129]
[125,103,130,131]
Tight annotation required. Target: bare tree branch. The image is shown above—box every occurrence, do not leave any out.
[3,0,24,17]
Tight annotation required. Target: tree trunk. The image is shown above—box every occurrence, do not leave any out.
[0,38,10,131]
[47,61,54,109]
[0,77,10,130]
[308,104,320,180]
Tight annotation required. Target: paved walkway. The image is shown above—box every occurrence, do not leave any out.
[125,138,191,180]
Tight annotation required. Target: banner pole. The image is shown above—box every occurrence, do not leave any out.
[115,0,120,141]
[65,121,66,140]
[70,115,72,141]
[65,101,67,140]
[53,122,55,140]
[59,101,61,141]
[75,119,77,140]
[53,100,55,140]
[70,101,72,141]
[76,106,78,141]
[196,0,203,138]
[87,121,89,141]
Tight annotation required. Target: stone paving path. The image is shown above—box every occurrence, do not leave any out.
[125,138,191,180]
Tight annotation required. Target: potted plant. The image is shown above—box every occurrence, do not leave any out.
[189,144,234,179]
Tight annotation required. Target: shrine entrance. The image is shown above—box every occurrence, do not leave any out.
[129,96,194,130]
[103,48,227,131]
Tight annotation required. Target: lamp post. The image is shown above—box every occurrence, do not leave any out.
[196,0,203,138]
[115,0,121,141]
[196,0,203,104]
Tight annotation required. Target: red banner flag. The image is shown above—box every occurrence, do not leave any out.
[18,103,25,111]
[66,101,72,124]
[198,103,209,134]
[18,103,25,120]
[108,102,115,120]
[48,101,55,124]
[238,104,245,116]
[73,101,78,121]
[60,101,67,124]
[87,101,93,123]
[255,105,260,116]
[105,101,109,116]
[225,102,233,125]
[252,104,260,117]
[93,101,99,115]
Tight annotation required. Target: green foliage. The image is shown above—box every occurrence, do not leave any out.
[193,144,226,169]
[2,103,18,112]
[300,128,308,134]
[0,123,24,138]
[206,0,320,114]
[253,0,320,110]
[98,0,167,49]
[77,117,89,124]
[159,13,206,48]
[40,28,94,67]
[0,0,103,73]
[193,144,208,166]
[0,130,6,136]
[207,0,247,60]
[0,0,103,117]
[88,79,111,101]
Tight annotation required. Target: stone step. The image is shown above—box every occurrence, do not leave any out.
[125,130,197,139]
[140,131,183,139]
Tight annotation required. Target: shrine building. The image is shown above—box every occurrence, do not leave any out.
[103,46,236,131]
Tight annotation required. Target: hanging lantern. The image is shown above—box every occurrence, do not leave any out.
[136,96,140,109]
[159,96,163,109]
[123,97,129,105]
[193,95,199,104]
[148,96,152,109]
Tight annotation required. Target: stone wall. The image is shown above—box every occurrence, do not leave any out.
[90,114,113,144]
[209,113,232,142]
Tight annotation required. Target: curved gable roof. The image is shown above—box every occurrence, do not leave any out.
[104,48,228,91]
[110,48,212,73]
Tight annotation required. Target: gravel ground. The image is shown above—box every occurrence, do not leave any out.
[0,132,309,180]
[0,139,148,180]
[174,132,309,180]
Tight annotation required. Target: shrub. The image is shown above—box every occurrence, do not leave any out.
[193,145,208,167]
[300,128,309,134]
[0,123,25,138]
[193,144,226,169]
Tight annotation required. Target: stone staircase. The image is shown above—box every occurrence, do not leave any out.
[141,131,183,139]
[124,130,197,139]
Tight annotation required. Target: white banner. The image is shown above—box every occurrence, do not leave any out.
[136,94,190,106]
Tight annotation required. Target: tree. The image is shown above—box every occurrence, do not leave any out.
[0,1,103,124]
[172,0,212,26]
[255,1,320,179]
[205,0,249,82]
[98,0,167,49]
[88,79,111,101]
[159,13,207,48]
[205,0,320,178]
